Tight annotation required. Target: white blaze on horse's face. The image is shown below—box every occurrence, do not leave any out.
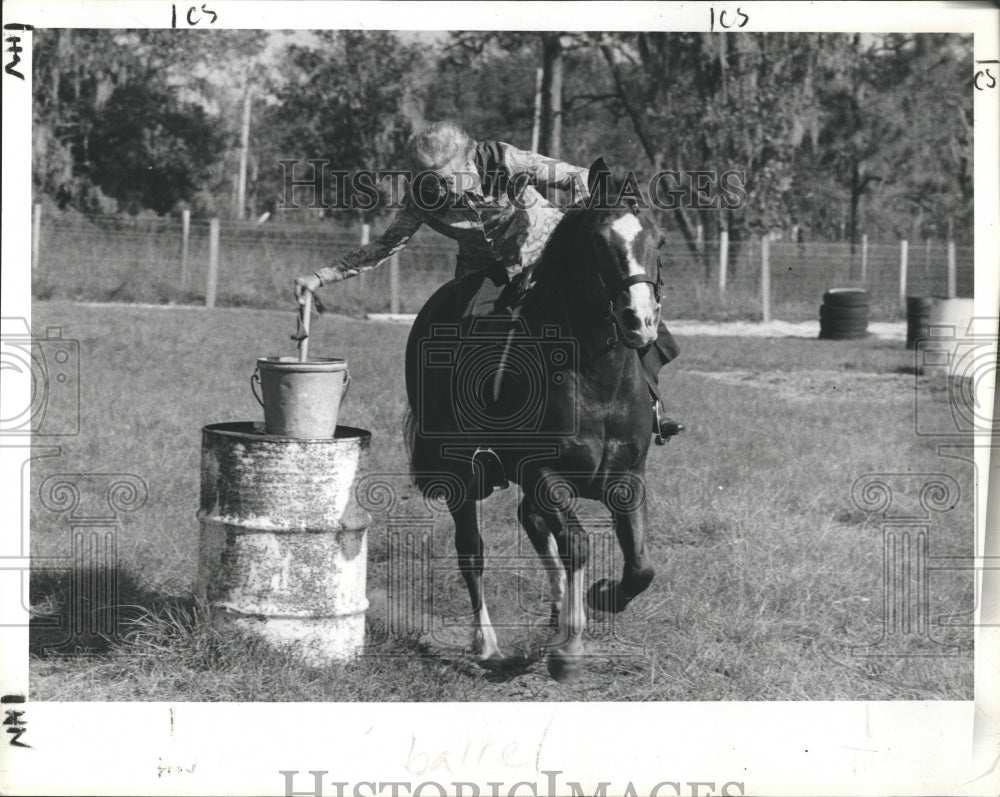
[609,213,661,348]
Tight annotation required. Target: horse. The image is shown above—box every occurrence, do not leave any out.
[403,159,665,682]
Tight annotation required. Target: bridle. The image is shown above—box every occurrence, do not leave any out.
[592,210,664,305]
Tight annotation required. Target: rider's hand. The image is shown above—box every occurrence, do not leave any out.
[294,273,322,305]
[294,274,327,314]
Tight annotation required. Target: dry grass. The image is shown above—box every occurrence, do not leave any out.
[28,299,974,701]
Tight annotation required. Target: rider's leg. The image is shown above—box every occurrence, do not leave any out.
[640,322,684,444]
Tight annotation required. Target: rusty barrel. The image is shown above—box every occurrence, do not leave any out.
[197,422,371,663]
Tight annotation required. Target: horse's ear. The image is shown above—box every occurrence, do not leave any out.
[588,157,611,201]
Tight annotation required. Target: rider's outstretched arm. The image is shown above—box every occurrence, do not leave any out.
[499,144,590,201]
[314,199,424,287]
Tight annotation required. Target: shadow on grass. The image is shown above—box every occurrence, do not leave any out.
[30,565,196,657]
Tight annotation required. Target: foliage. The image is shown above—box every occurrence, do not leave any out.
[32,29,267,216]
[255,31,425,218]
[30,30,973,245]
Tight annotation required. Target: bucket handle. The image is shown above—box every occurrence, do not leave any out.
[251,366,264,408]
[341,369,352,403]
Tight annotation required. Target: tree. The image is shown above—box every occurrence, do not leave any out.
[32,29,268,215]
[259,31,425,220]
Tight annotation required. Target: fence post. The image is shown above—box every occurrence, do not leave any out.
[32,203,42,272]
[761,235,771,323]
[389,253,400,314]
[947,239,956,298]
[860,234,868,284]
[899,239,908,313]
[718,229,729,296]
[359,223,370,297]
[206,218,220,308]
[696,223,704,253]
[180,209,191,290]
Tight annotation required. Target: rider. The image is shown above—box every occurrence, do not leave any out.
[294,121,683,442]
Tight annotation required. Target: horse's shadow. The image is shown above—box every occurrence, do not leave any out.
[478,652,541,682]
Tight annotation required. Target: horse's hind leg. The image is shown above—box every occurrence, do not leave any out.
[523,471,588,683]
[450,499,503,662]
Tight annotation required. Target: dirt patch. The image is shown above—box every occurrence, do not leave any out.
[687,368,920,402]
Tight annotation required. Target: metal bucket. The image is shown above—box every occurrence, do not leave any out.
[197,422,372,663]
[252,357,350,439]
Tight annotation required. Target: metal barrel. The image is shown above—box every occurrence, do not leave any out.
[906,296,935,350]
[197,422,372,664]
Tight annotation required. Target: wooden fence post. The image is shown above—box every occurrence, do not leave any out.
[947,239,956,298]
[180,209,191,290]
[206,218,220,308]
[32,203,42,272]
[899,239,908,313]
[389,252,400,314]
[718,229,729,296]
[761,235,771,323]
[359,223,370,297]
[860,234,868,284]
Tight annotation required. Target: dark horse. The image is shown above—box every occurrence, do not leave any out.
[404,160,665,681]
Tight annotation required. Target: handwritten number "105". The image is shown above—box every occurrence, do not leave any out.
[710,7,749,31]
[172,3,218,27]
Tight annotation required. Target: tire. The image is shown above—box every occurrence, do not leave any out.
[823,288,870,308]
[820,304,870,322]
[821,322,869,335]
[820,327,870,340]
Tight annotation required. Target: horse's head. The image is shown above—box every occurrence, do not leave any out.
[582,158,664,349]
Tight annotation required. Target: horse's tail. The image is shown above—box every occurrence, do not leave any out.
[402,405,418,484]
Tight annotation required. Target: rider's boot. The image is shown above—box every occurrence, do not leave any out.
[652,399,685,446]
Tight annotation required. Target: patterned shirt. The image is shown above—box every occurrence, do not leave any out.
[315,141,590,285]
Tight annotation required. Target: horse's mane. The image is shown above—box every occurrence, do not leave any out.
[519,206,607,316]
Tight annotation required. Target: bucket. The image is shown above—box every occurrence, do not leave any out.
[252,357,351,438]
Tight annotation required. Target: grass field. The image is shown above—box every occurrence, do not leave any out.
[27,299,974,701]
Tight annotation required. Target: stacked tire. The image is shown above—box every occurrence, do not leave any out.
[819,288,870,340]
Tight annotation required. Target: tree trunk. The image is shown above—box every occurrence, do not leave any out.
[539,33,563,158]
[599,40,700,260]
[848,161,860,278]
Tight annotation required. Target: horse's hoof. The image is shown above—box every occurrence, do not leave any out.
[477,650,507,671]
[477,648,505,664]
[547,652,583,683]
[587,578,629,613]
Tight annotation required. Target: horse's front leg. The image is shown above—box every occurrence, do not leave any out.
[525,470,588,683]
[450,499,503,662]
[588,473,655,613]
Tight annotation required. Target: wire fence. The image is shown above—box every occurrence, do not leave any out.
[32,209,973,321]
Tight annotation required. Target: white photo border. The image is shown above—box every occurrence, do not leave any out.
[1,2,998,795]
